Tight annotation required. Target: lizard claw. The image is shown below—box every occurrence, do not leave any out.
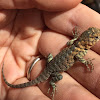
[47,88,51,94]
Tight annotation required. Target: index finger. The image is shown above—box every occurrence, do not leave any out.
[43,3,100,54]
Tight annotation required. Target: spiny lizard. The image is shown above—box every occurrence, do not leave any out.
[2,27,100,100]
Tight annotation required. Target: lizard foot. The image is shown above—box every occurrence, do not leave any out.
[47,82,57,100]
[72,26,80,39]
[85,58,95,71]
[67,27,79,46]
[47,53,53,63]
[48,72,63,100]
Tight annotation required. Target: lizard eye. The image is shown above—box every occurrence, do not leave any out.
[95,36,98,39]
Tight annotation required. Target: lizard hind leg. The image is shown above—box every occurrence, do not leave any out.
[48,72,63,100]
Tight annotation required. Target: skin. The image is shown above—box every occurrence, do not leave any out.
[0,0,100,100]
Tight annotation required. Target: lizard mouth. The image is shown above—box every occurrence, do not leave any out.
[87,43,93,46]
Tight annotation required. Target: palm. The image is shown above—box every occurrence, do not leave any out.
[1,9,45,100]
[1,1,100,100]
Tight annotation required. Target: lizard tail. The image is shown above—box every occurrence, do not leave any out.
[2,63,51,88]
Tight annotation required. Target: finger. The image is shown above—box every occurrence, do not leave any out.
[38,30,100,98]
[67,50,100,98]
[43,3,100,54]
[0,0,82,11]
[33,0,82,11]
[38,30,69,56]
[30,58,99,100]
[6,78,50,100]
[44,3,100,35]
[41,73,99,100]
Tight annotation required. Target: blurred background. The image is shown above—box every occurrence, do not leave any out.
[82,0,100,13]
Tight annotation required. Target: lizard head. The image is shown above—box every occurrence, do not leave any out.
[79,27,100,49]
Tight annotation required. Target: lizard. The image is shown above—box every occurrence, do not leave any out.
[2,27,100,100]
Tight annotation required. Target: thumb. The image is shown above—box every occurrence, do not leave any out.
[0,0,82,11]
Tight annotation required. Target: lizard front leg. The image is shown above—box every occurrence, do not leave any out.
[75,50,94,71]
[67,27,79,46]
[47,53,53,63]
[48,72,63,100]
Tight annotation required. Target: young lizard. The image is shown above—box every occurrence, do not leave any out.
[2,27,100,100]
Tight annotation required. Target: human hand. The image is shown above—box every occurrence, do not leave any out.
[1,0,100,100]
